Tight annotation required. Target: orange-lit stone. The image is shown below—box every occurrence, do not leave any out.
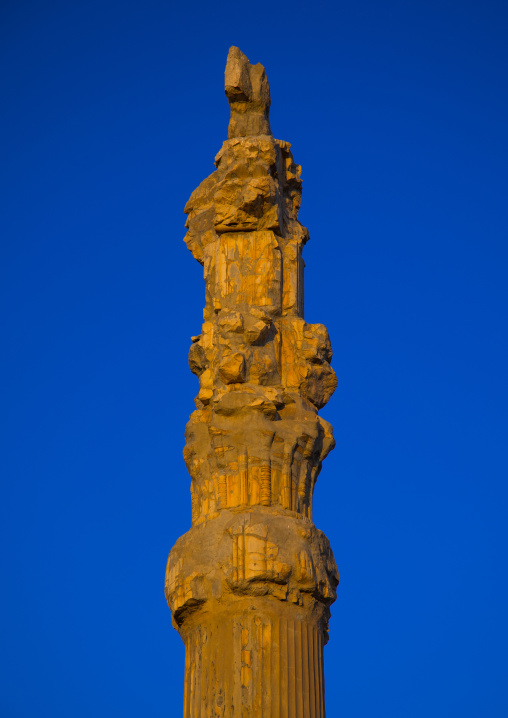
[166,46,338,717]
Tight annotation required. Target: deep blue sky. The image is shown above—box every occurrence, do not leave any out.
[2,1,507,716]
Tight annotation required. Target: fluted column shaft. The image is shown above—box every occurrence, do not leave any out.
[182,600,326,718]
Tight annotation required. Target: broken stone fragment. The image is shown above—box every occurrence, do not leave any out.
[218,310,244,334]
[225,46,271,139]
[219,352,246,384]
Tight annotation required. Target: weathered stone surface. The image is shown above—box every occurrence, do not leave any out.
[167,47,338,717]
[166,509,337,623]
[225,46,271,139]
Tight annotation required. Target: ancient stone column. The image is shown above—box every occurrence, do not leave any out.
[165,46,339,718]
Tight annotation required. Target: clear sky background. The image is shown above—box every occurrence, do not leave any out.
[1,1,507,716]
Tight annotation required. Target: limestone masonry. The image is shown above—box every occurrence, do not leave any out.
[165,47,339,717]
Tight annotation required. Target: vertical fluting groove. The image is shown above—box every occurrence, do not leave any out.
[257,619,263,718]
[239,452,248,505]
[271,466,279,505]
[208,623,214,718]
[238,530,245,581]
[186,642,191,718]
[309,624,316,718]
[233,619,242,718]
[318,631,325,718]
[272,615,280,718]
[194,632,199,718]
[218,473,227,508]
[297,456,306,514]
[201,627,207,718]
[199,626,207,718]
[216,625,222,718]
[295,619,303,718]
[308,468,316,521]
[263,621,271,718]
[215,626,220,718]
[199,627,205,718]
[293,457,301,514]
[316,630,322,718]
[221,621,229,718]
[302,621,311,718]
[232,535,238,583]
[290,461,296,513]
[315,624,320,718]
[305,623,311,717]
[260,464,271,506]
[312,625,319,718]
[321,633,326,718]
[184,637,191,718]
[281,455,291,510]
[304,465,312,518]
[258,621,266,718]
[207,626,213,718]
[302,622,309,717]
[280,616,288,718]
[288,618,296,718]
[192,628,201,718]
[189,632,194,718]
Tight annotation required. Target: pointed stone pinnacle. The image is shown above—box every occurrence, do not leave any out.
[225,46,272,138]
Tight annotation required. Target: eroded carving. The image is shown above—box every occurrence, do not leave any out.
[166,47,338,718]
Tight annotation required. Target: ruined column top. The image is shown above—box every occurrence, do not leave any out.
[225,46,272,139]
[166,47,338,717]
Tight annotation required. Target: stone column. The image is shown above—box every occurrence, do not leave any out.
[166,46,339,718]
